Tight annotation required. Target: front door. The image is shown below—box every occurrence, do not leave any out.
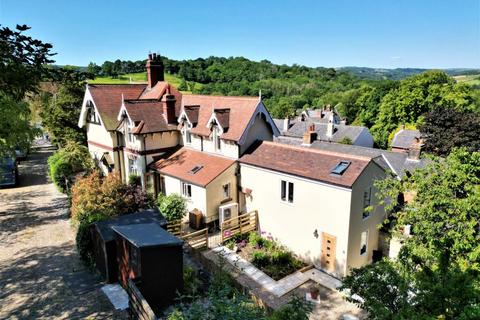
[321,232,337,272]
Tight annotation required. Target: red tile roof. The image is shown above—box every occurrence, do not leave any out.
[124,100,177,134]
[239,141,371,188]
[181,95,260,142]
[88,84,146,130]
[150,147,236,187]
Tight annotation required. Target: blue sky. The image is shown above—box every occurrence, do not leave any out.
[1,0,479,68]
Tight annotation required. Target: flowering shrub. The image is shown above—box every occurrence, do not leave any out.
[157,193,187,222]
[71,171,151,264]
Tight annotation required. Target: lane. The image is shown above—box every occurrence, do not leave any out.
[0,146,125,319]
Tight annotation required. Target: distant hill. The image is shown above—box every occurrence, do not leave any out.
[338,66,480,80]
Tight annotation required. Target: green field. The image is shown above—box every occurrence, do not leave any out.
[88,72,202,93]
[453,74,480,86]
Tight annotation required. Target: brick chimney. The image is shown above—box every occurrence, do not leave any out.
[162,91,177,124]
[407,137,424,161]
[146,53,164,88]
[302,124,316,145]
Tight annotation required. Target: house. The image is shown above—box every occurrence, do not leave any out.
[277,108,374,147]
[391,128,423,155]
[79,53,280,227]
[239,141,387,277]
[275,135,426,179]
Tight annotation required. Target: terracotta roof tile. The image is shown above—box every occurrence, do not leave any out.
[239,141,371,188]
[181,95,260,142]
[183,105,200,125]
[88,84,146,130]
[124,100,176,134]
[150,147,236,187]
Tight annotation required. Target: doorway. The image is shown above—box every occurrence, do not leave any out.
[321,232,337,272]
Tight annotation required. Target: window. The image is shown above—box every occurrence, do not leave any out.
[185,130,192,144]
[363,187,372,219]
[189,165,203,174]
[223,183,230,199]
[213,127,221,151]
[331,161,351,175]
[182,182,192,198]
[128,158,137,175]
[86,102,100,124]
[128,132,134,143]
[281,180,294,203]
[360,230,368,255]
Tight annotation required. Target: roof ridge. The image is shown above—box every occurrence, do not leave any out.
[88,83,146,86]
[183,93,259,100]
[262,141,371,161]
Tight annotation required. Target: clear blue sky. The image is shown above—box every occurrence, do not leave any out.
[1,0,479,68]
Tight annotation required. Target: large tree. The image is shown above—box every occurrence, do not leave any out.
[419,106,480,156]
[0,24,54,156]
[370,71,477,148]
[341,148,480,319]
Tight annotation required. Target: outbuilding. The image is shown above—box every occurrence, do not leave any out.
[92,209,167,283]
[113,223,183,309]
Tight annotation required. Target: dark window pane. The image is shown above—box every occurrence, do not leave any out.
[288,182,294,202]
[281,180,286,201]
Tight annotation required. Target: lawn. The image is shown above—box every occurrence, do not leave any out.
[88,72,202,93]
[225,231,306,280]
[453,74,480,86]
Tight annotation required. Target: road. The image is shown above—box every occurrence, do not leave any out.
[0,145,126,319]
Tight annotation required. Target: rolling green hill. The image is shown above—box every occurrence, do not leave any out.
[88,72,203,93]
[453,74,480,86]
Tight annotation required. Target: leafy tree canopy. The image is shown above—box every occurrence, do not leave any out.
[342,148,480,319]
[419,106,480,156]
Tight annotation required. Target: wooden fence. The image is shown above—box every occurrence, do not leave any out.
[181,228,209,250]
[221,210,258,243]
[166,219,183,237]
[126,279,157,320]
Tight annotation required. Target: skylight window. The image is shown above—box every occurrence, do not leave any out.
[331,161,350,175]
[189,165,203,174]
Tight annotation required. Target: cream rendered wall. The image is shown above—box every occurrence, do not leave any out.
[144,131,180,164]
[86,122,117,175]
[202,135,239,159]
[346,162,386,272]
[239,113,274,155]
[205,164,238,223]
[240,164,352,277]
[162,175,207,215]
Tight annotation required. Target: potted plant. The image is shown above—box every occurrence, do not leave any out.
[310,284,320,300]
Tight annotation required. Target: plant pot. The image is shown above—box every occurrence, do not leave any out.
[310,288,320,300]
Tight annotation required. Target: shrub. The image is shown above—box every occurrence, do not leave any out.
[183,266,202,298]
[48,141,93,193]
[252,251,269,268]
[339,136,353,145]
[71,171,150,265]
[157,193,187,222]
[128,174,141,186]
[269,295,314,320]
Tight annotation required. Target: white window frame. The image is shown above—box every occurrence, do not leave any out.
[185,129,192,144]
[222,183,230,199]
[280,179,294,203]
[182,182,192,198]
[128,158,138,175]
[213,127,221,151]
[360,230,368,256]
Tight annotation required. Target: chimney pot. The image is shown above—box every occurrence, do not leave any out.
[146,53,164,88]
[163,93,177,124]
[283,118,290,131]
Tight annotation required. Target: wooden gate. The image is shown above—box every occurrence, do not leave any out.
[181,228,209,250]
[166,219,183,237]
[221,210,258,243]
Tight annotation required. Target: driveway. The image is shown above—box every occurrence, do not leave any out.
[0,145,126,319]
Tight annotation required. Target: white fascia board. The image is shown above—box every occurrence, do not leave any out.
[238,101,281,145]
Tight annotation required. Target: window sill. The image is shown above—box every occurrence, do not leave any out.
[220,197,232,204]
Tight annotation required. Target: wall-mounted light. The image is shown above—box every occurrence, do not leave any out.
[313,229,319,239]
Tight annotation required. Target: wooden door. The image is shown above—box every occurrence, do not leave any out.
[321,233,337,272]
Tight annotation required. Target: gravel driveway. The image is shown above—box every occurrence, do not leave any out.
[0,146,126,319]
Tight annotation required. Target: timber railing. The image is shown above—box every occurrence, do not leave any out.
[166,219,183,237]
[126,279,157,320]
[181,228,209,250]
[221,210,258,243]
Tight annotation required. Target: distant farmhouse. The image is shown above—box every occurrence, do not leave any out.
[274,107,374,147]
[79,54,422,277]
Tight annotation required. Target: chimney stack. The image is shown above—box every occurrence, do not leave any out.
[407,137,423,161]
[302,124,316,145]
[327,114,335,137]
[283,118,290,131]
[146,53,164,88]
[162,91,177,124]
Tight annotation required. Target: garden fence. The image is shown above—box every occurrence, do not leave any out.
[221,210,258,243]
